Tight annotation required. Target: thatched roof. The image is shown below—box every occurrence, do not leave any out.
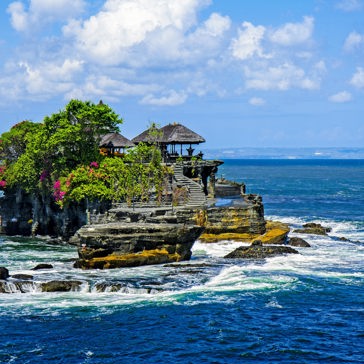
[132,123,205,145]
[160,123,205,144]
[100,133,134,148]
[131,124,160,144]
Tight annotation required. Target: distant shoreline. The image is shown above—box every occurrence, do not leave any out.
[201,147,364,160]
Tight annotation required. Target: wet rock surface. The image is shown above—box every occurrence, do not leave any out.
[0,267,10,280]
[224,240,299,259]
[289,237,311,247]
[70,207,205,269]
[294,223,332,235]
[32,263,54,270]
[11,274,34,280]
[40,280,83,292]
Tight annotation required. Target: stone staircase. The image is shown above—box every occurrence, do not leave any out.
[173,163,207,207]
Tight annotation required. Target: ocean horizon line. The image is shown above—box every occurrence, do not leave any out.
[200,147,364,160]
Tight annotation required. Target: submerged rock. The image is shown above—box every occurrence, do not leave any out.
[11,274,34,280]
[224,242,299,259]
[32,263,54,270]
[289,237,311,247]
[294,223,331,236]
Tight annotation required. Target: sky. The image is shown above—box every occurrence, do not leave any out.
[0,0,363,149]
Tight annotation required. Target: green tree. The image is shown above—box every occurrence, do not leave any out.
[1,100,122,192]
[0,120,41,163]
[41,99,122,176]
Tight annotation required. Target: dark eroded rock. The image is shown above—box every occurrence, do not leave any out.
[41,280,82,292]
[225,243,299,259]
[11,274,34,280]
[294,223,331,236]
[0,267,10,280]
[289,237,311,247]
[32,264,54,270]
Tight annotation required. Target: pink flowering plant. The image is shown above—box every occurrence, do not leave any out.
[0,165,6,189]
[53,180,66,207]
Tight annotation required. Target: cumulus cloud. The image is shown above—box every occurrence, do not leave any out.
[329,91,352,103]
[350,67,364,88]
[244,62,321,91]
[141,90,188,106]
[7,0,86,32]
[269,16,314,46]
[63,0,217,66]
[1,0,325,107]
[0,59,84,100]
[344,31,364,51]
[335,0,362,11]
[249,97,265,106]
[230,21,268,60]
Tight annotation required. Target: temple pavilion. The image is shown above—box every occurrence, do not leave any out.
[132,122,206,162]
[99,132,134,157]
[99,123,222,197]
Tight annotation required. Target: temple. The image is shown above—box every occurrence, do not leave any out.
[100,122,223,199]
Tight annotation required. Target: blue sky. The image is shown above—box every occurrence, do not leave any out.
[0,0,363,149]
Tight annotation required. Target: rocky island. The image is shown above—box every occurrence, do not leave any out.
[0,99,299,276]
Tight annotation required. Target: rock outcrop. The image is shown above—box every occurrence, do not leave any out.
[294,223,331,235]
[70,207,205,269]
[199,193,290,245]
[224,240,299,259]
[199,194,266,242]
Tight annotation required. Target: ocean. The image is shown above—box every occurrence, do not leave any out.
[0,159,363,363]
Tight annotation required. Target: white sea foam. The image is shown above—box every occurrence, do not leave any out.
[192,240,246,258]
[1,220,364,314]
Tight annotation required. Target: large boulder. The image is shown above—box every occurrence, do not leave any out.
[289,237,311,247]
[0,267,9,280]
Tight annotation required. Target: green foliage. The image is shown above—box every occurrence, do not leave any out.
[4,153,38,191]
[0,121,41,163]
[0,101,171,208]
[41,99,122,176]
[58,144,171,207]
[1,99,122,193]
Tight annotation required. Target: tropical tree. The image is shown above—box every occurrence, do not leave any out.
[1,100,122,193]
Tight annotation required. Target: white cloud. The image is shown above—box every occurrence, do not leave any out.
[230,21,268,60]
[7,2,28,31]
[0,59,84,100]
[7,0,86,32]
[269,16,314,46]
[344,31,364,51]
[63,0,214,66]
[141,90,187,106]
[350,67,364,88]
[336,0,362,11]
[329,91,352,103]
[244,63,321,91]
[249,97,265,106]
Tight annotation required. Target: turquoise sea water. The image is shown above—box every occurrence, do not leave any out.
[1,159,363,363]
